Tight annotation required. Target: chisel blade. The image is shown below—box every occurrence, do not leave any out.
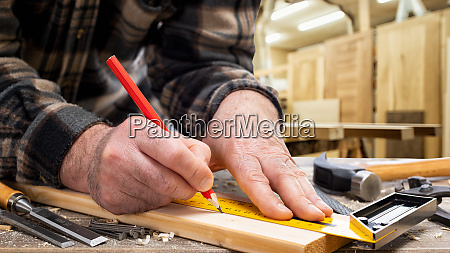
[29,208,108,247]
[0,210,74,248]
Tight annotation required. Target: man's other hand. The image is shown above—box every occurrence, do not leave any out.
[203,90,333,221]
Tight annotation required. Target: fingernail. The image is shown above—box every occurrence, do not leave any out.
[200,177,213,191]
[309,203,324,215]
[278,203,291,213]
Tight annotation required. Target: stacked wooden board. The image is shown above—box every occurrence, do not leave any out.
[324,30,374,123]
[376,12,441,158]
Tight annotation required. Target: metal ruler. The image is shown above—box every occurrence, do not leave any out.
[173,193,377,243]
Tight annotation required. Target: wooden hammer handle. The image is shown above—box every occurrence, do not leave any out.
[363,158,450,181]
[0,181,22,210]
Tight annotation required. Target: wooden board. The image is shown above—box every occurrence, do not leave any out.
[284,123,344,142]
[287,44,325,114]
[375,13,441,158]
[343,124,414,140]
[324,30,373,123]
[443,9,450,157]
[7,182,351,253]
[292,99,340,123]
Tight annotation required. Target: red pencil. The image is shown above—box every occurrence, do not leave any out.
[106,55,223,213]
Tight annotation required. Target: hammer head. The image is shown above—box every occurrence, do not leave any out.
[313,152,381,201]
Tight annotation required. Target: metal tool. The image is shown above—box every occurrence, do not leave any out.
[0,182,108,247]
[313,152,382,201]
[0,209,74,248]
[350,192,436,249]
[88,220,148,238]
[395,176,450,227]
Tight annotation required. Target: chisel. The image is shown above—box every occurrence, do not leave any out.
[0,209,74,248]
[0,182,108,247]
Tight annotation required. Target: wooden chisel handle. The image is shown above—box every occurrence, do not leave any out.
[0,181,24,211]
[362,158,450,181]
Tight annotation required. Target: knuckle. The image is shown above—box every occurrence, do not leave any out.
[275,170,297,182]
[293,169,307,178]
[101,144,122,164]
[246,170,270,185]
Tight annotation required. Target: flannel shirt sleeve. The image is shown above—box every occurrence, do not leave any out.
[147,0,282,135]
[0,1,107,187]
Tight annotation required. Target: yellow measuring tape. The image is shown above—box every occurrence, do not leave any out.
[173,193,378,243]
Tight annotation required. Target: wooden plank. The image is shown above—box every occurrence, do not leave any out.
[324,30,373,123]
[341,123,441,136]
[284,123,344,142]
[343,124,414,140]
[287,44,325,115]
[443,9,450,156]
[375,13,441,158]
[292,99,340,123]
[358,0,371,32]
[6,182,351,253]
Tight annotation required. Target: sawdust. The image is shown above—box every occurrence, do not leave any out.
[435,232,443,238]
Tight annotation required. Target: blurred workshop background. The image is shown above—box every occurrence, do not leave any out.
[253,0,450,159]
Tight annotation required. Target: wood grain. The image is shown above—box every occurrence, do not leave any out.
[6,182,351,253]
[324,30,373,123]
[287,44,325,115]
[375,13,441,158]
[361,157,450,181]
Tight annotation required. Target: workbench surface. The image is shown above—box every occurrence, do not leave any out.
[1,157,449,252]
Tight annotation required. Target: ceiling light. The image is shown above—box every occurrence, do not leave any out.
[271,1,310,21]
[377,0,392,3]
[265,33,282,44]
[297,11,345,31]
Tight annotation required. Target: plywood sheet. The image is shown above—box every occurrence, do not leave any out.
[375,13,441,158]
[324,30,374,123]
[8,183,351,253]
[287,44,325,114]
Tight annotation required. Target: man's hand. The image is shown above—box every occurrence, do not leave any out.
[60,116,213,214]
[203,90,333,221]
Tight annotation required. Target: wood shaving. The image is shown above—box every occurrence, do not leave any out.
[157,233,174,242]
[435,232,443,238]
[406,234,420,241]
[48,207,60,213]
[0,225,12,231]
[442,227,450,231]
[137,235,151,245]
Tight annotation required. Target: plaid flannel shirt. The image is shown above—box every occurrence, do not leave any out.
[0,0,281,187]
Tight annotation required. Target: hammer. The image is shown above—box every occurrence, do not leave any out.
[313,152,450,202]
[313,152,382,201]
